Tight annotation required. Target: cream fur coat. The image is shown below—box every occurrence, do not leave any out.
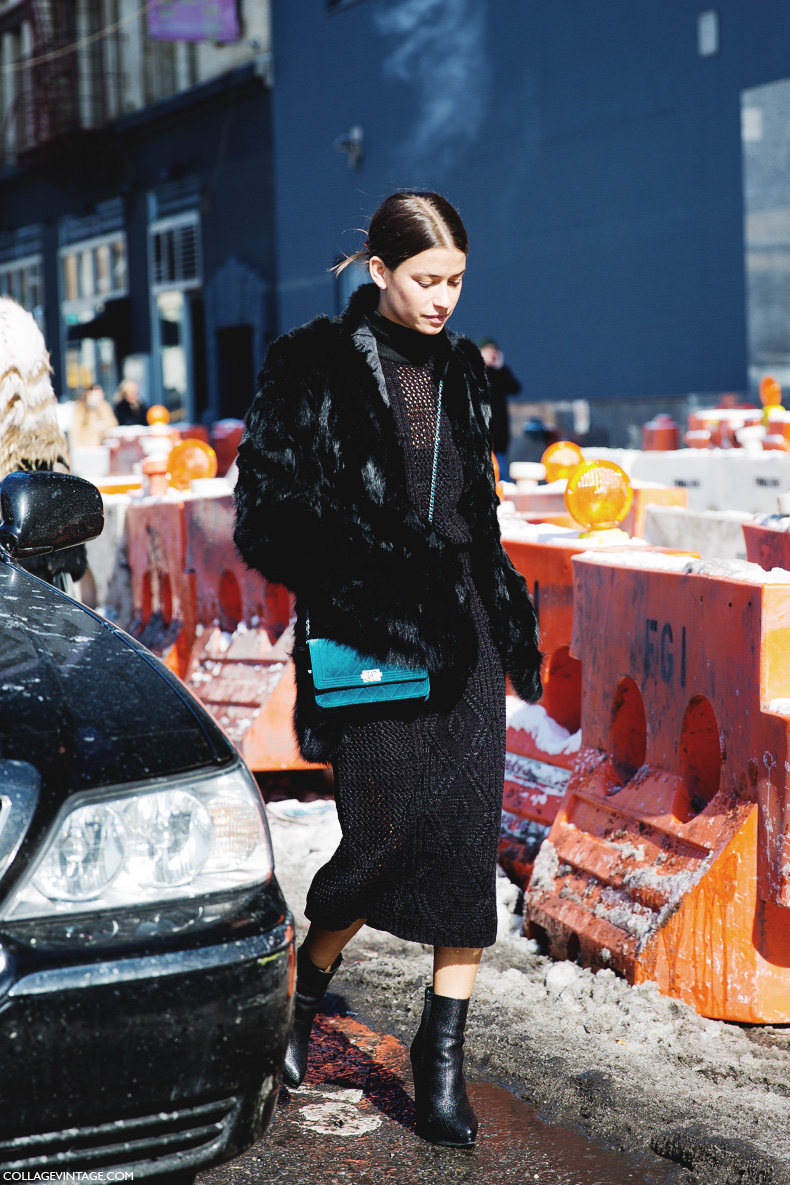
[0,296,70,481]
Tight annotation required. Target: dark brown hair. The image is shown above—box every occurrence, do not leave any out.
[334,191,468,275]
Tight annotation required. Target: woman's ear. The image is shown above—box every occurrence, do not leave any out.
[369,256,388,290]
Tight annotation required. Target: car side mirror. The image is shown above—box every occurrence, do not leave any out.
[0,472,104,558]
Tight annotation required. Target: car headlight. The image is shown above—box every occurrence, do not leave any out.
[0,762,274,920]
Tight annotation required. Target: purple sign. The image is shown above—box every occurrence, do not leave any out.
[148,0,240,42]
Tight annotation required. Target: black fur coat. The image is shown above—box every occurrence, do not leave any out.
[234,283,541,762]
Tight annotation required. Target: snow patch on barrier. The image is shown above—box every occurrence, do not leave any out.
[498,514,578,543]
[531,840,560,893]
[769,698,790,715]
[506,698,581,755]
[581,551,790,584]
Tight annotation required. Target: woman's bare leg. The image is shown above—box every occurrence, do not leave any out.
[432,945,483,999]
[303,919,366,972]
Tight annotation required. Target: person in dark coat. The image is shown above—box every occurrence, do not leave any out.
[233,192,541,1148]
[113,379,149,426]
[478,337,522,479]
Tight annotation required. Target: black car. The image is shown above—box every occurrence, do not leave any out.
[0,472,293,1181]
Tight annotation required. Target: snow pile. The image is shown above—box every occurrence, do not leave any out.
[580,550,790,584]
[497,512,578,543]
[506,697,581,755]
[769,698,790,715]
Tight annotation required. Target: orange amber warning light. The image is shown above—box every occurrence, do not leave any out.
[168,439,218,490]
[759,375,783,408]
[564,459,633,539]
[541,440,584,483]
[146,404,171,425]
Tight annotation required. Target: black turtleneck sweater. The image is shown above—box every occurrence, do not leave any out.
[367,307,470,546]
[367,308,449,370]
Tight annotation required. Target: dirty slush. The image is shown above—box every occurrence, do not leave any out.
[196,800,790,1185]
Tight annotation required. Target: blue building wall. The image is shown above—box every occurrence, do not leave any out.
[270,0,790,410]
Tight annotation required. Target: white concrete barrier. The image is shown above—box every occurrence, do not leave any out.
[642,504,753,561]
[585,448,790,514]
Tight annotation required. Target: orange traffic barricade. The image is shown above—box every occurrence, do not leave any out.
[500,533,583,885]
[500,529,695,886]
[210,419,245,476]
[525,551,790,1022]
[127,495,195,678]
[743,519,790,572]
[178,492,319,771]
[126,487,317,772]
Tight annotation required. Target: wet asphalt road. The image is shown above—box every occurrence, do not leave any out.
[196,1006,677,1185]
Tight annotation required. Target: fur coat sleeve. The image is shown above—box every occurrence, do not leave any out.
[454,337,542,705]
[233,335,326,598]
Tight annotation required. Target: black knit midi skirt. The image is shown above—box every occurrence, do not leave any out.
[304,553,506,949]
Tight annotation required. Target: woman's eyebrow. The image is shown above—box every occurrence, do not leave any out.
[417,270,467,279]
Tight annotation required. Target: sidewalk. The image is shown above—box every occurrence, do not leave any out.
[265,799,790,1185]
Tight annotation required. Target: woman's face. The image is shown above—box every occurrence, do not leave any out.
[370,246,466,334]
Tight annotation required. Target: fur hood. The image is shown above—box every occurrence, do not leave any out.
[234,283,541,762]
[0,297,70,480]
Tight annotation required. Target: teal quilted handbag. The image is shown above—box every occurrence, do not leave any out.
[308,637,430,708]
[306,376,442,710]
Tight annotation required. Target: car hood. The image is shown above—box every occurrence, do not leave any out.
[0,559,234,866]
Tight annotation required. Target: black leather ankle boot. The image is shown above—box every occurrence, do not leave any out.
[282,944,342,1089]
[410,986,478,1147]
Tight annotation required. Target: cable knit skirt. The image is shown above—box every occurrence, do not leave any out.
[304,553,506,948]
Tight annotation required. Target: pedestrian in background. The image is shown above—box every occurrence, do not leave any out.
[234,192,541,1148]
[113,378,148,426]
[478,336,522,480]
[70,383,118,447]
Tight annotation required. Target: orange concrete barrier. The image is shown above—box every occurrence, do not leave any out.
[178,493,318,771]
[105,424,209,476]
[126,489,316,771]
[210,419,244,477]
[525,551,790,1022]
[642,414,679,451]
[500,534,583,884]
[743,519,790,572]
[499,533,695,886]
[127,496,195,677]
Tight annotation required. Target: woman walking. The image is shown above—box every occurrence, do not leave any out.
[233,191,541,1148]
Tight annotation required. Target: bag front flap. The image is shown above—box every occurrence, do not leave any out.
[308,638,428,691]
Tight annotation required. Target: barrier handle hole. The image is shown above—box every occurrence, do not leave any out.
[673,695,722,822]
[609,676,647,784]
[219,569,243,634]
[542,645,582,735]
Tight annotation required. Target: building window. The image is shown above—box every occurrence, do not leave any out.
[149,212,202,421]
[0,256,44,322]
[151,216,201,290]
[697,10,720,58]
[61,233,128,307]
[60,232,128,397]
